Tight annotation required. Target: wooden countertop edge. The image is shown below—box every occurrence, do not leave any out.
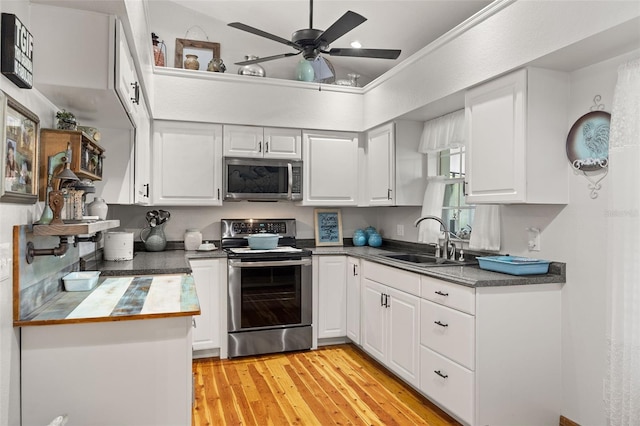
[14,309,201,327]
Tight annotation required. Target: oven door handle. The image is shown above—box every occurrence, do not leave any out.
[287,162,293,201]
[228,258,312,268]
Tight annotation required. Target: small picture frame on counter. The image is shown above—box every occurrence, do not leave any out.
[0,91,39,204]
[314,208,343,246]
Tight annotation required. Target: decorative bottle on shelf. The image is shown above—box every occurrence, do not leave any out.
[87,197,108,220]
[237,55,266,77]
[184,229,203,251]
[184,54,199,70]
[368,232,382,247]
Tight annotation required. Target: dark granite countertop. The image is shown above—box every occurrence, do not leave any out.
[84,244,564,288]
[310,246,565,288]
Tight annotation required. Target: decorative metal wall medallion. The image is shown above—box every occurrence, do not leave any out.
[566,96,610,199]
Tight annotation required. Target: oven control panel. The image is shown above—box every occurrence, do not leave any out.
[221,219,296,238]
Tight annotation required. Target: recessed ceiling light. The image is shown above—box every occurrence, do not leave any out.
[350,41,362,48]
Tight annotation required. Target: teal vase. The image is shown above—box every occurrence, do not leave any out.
[352,229,366,246]
[296,59,315,82]
[368,232,382,247]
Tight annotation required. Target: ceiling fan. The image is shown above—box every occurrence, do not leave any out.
[228,0,401,66]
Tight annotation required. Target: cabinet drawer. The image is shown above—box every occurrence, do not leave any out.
[420,346,474,425]
[421,299,475,370]
[362,261,420,296]
[421,276,475,315]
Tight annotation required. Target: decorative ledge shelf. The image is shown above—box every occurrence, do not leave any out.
[33,220,120,236]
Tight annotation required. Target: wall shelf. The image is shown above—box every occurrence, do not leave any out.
[33,220,120,236]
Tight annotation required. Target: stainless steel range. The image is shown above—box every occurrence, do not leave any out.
[221,218,312,358]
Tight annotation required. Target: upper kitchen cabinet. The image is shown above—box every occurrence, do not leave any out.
[465,68,569,204]
[301,131,359,206]
[223,125,302,160]
[152,121,223,206]
[364,120,426,207]
[30,5,136,129]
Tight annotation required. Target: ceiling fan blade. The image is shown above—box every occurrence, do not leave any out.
[327,48,402,60]
[228,22,301,49]
[314,11,366,46]
[234,52,301,66]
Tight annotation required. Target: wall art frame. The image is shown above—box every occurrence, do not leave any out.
[314,208,343,246]
[1,91,39,204]
[174,38,220,70]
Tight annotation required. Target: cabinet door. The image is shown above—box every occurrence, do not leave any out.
[223,125,263,158]
[317,256,347,339]
[190,259,222,351]
[361,278,386,364]
[152,121,223,205]
[465,69,526,203]
[302,131,359,206]
[366,123,395,206]
[115,19,138,116]
[134,92,151,205]
[387,287,420,387]
[264,128,302,160]
[346,257,361,344]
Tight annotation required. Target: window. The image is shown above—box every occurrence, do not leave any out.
[438,146,474,240]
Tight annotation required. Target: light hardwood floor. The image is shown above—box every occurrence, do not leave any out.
[193,344,460,425]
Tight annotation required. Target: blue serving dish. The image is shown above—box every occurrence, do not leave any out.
[476,256,550,276]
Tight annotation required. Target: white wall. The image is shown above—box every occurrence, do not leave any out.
[0,3,62,425]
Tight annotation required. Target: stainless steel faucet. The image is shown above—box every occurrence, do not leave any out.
[414,215,452,259]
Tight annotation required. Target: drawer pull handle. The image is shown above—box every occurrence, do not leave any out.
[434,320,449,327]
[434,370,448,379]
[435,290,449,296]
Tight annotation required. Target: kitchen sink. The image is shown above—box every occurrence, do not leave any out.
[381,253,477,267]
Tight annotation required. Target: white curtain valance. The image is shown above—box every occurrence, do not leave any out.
[418,109,466,154]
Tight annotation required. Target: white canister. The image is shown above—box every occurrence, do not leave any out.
[104,232,134,261]
[184,229,202,251]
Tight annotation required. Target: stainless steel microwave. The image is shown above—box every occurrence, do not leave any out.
[223,158,303,201]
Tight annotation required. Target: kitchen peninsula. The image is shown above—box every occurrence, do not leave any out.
[18,269,199,425]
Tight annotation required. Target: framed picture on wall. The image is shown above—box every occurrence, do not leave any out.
[174,38,220,70]
[0,91,39,204]
[314,208,343,246]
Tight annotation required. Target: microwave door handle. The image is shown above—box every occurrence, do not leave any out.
[287,163,293,200]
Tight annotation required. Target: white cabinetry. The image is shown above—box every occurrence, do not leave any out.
[361,261,420,387]
[315,256,347,340]
[190,258,226,356]
[346,257,361,344]
[223,125,302,159]
[366,123,395,206]
[302,131,359,206]
[364,120,427,206]
[419,275,561,425]
[465,67,569,204]
[21,318,193,426]
[152,121,223,206]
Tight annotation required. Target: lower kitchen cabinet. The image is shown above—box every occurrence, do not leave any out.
[361,261,420,388]
[315,255,347,340]
[21,317,193,426]
[152,121,223,205]
[419,275,562,425]
[345,256,361,344]
[190,258,226,357]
